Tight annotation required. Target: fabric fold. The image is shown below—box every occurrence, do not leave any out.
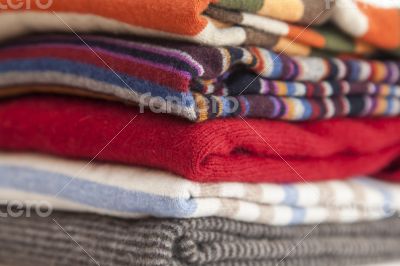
[205,5,375,55]
[0,0,398,52]
[1,152,400,225]
[332,0,400,50]
[1,95,400,183]
[213,0,334,25]
[0,0,326,53]
[1,210,400,265]
[0,1,399,266]
[1,35,399,122]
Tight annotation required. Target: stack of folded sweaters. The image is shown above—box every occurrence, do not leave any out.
[0,0,399,265]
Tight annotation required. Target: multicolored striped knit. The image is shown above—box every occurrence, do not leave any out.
[333,0,400,50]
[1,34,399,122]
[214,0,400,51]
[0,0,398,54]
[214,0,334,25]
[0,0,328,56]
[205,6,376,57]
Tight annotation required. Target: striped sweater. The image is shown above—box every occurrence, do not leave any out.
[1,35,399,122]
[1,210,400,265]
[0,152,398,225]
[0,0,398,52]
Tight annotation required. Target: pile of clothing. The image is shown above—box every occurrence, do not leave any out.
[0,0,399,265]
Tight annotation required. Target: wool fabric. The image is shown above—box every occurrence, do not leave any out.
[8,35,399,86]
[332,0,400,50]
[0,0,330,53]
[216,0,400,50]
[1,95,400,183]
[1,35,400,122]
[1,152,398,225]
[205,6,376,56]
[214,0,334,25]
[1,210,400,266]
[0,0,398,52]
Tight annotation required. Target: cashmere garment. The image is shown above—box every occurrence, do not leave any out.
[0,0,331,54]
[213,0,400,50]
[332,0,400,50]
[1,95,400,183]
[213,0,334,25]
[1,211,400,266]
[1,35,400,122]
[0,12,321,58]
[205,6,376,56]
[0,0,337,54]
[1,152,399,225]
[7,35,399,85]
[4,82,400,123]
[5,83,396,125]
[0,0,398,52]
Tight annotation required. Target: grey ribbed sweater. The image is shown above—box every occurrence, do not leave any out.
[1,211,400,266]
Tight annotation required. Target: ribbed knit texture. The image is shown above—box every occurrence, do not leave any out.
[1,210,400,266]
[0,0,397,51]
[332,0,400,50]
[1,152,399,224]
[1,35,399,122]
[214,0,400,50]
[214,0,333,25]
[205,5,376,56]
[1,95,400,183]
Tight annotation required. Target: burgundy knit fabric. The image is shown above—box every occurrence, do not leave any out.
[0,95,399,183]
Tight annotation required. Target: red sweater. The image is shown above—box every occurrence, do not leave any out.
[1,95,399,183]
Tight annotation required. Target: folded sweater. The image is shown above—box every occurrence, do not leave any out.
[205,6,376,56]
[0,0,332,55]
[1,210,400,266]
[0,0,398,51]
[1,152,399,225]
[215,0,400,50]
[1,95,400,183]
[332,0,400,50]
[1,35,399,122]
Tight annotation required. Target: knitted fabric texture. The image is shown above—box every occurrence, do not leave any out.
[1,211,400,266]
[332,0,400,50]
[0,0,398,52]
[213,0,333,25]
[205,6,376,56]
[1,152,398,225]
[1,95,400,183]
[215,0,400,50]
[1,35,400,122]
[0,0,331,54]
